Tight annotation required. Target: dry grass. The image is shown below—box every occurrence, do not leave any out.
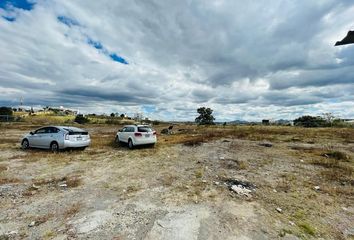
[321,150,350,161]
[160,174,178,187]
[63,203,81,219]
[33,213,54,226]
[65,175,82,188]
[32,175,82,188]
[0,164,7,173]
[0,177,20,185]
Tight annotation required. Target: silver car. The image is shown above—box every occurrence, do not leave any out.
[21,126,91,151]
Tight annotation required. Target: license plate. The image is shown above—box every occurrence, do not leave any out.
[77,137,82,140]
[145,134,150,138]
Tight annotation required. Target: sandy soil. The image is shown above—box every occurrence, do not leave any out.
[0,124,353,239]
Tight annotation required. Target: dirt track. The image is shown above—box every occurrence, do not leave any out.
[0,124,353,239]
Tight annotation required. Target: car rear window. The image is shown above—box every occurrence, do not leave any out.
[138,127,153,132]
[63,128,88,135]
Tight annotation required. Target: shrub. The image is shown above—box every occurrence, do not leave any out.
[293,115,326,127]
[74,114,89,124]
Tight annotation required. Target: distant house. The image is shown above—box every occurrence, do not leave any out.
[343,119,354,124]
[262,119,270,125]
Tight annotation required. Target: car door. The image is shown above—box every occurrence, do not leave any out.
[30,128,46,147]
[41,127,60,148]
[127,127,135,141]
[36,127,53,148]
[121,127,130,142]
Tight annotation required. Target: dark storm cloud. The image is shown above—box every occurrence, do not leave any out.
[59,88,158,105]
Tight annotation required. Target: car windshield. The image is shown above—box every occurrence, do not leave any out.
[138,126,152,132]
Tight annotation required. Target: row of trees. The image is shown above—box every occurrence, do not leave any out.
[293,113,345,127]
[0,105,350,127]
[194,107,349,128]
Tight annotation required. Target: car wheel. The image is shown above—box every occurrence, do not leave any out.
[50,142,59,152]
[21,139,29,150]
[78,147,86,151]
[115,135,121,145]
[128,139,134,149]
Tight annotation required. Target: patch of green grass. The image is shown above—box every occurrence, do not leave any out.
[194,168,204,178]
[298,221,316,236]
[279,228,293,237]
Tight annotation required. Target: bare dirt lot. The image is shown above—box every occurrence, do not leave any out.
[0,123,353,239]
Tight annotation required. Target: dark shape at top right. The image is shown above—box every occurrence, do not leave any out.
[335,30,354,46]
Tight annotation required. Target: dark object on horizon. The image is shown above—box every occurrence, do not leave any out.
[335,31,354,46]
[74,114,89,124]
[262,119,270,125]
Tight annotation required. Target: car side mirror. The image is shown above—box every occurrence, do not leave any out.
[30,131,34,135]
[118,129,122,132]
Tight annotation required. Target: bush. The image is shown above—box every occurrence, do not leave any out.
[0,107,14,122]
[293,115,326,127]
[0,106,13,116]
[74,114,89,124]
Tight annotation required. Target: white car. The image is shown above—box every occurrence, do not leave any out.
[115,125,157,149]
[21,126,91,152]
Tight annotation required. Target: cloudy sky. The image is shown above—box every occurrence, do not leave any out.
[0,0,354,121]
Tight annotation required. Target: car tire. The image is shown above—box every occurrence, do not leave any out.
[50,141,59,152]
[21,139,29,150]
[115,135,121,145]
[78,147,86,151]
[128,139,134,149]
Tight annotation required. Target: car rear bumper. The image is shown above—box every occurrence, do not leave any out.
[63,139,91,148]
[133,137,156,145]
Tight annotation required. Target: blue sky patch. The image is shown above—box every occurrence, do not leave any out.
[109,53,128,64]
[57,15,79,27]
[87,37,128,64]
[2,16,16,22]
[87,39,103,50]
[0,0,35,11]
[57,16,128,65]
[142,105,156,113]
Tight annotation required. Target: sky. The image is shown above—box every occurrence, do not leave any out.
[0,0,354,121]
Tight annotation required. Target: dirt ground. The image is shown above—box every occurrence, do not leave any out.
[0,123,353,240]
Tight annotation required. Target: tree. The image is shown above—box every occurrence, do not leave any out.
[120,114,125,118]
[195,107,215,125]
[293,115,326,128]
[322,113,336,126]
[110,113,115,117]
[0,107,13,115]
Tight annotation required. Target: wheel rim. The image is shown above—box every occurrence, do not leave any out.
[22,140,28,149]
[128,140,133,149]
[51,143,58,152]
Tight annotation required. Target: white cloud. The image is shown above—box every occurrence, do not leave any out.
[0,0,353,121]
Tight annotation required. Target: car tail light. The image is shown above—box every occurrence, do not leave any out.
[134,132,142,137]
[153,131,156,135]
[65,134,69,140]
